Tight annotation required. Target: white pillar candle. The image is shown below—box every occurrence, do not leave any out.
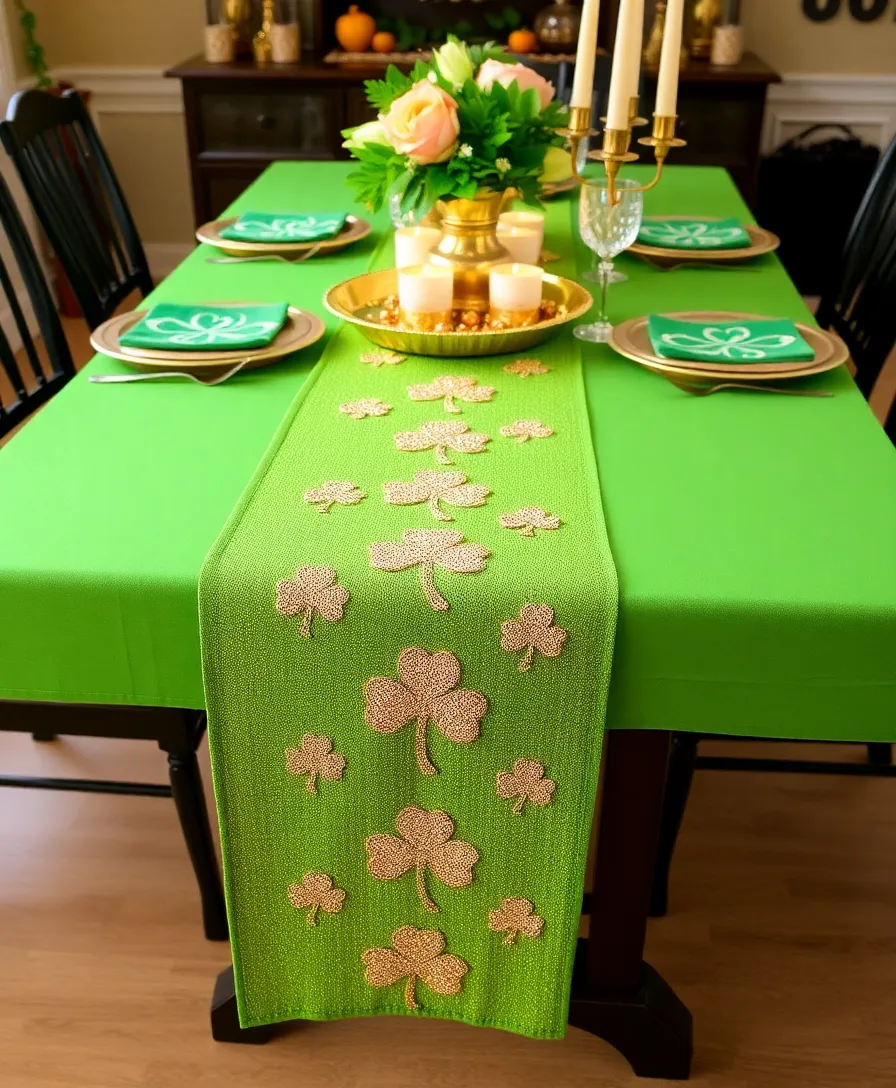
[394,226,441,269]
[570,0,601,110]
[499,210,545,252]
[655,0,685,115]
[496,226,542,266]
[606,0,643,130]
[489,262,543,316]
[398,264,454,328]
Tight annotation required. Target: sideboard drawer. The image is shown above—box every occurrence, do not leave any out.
[198,89,341,156]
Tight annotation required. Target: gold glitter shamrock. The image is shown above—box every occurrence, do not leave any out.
[287,872,346,925]
[366,807,479,912]
[503,359,549,378]
[364,647,488,776]
[361,350,405,367]
[499,419,554,443]
[501,603,568,672]
[394,420,491,465]
[362,926,468,1010]
[499,507,562,537]
[406,375,496,414]
[488,898,544,947]
[303,480,366,513]
[339,398,392,420]
[384,470,490,523]
[369,529,490,612]
[286,733,346,794]
[497,759,556,815]
[276,566,350,637]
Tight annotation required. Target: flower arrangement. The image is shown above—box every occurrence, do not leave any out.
[343,37,568,216]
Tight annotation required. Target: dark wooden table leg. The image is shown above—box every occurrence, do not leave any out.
[165,744,229,941]
[211,966,274,1044]
[568,730,693,1079]
[650,732,699,918]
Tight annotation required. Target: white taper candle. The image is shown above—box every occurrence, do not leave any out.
[606,0,643,130]
[655,0,685,115]
[570,0,601,111]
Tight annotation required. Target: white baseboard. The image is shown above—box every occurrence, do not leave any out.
[49,66,183,115]
[145,243,194,280]
[763,74,896,155]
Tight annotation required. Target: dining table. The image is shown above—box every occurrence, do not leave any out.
[1,159,896,1081]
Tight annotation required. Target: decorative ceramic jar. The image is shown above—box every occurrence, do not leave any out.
[533,0,582,51]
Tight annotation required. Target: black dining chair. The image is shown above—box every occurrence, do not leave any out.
[0,168,75,438]
[0,88,152,331]
[650,132,896,919]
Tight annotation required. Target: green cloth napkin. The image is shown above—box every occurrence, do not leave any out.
[199,207,618,1040]
[648,315,815,363]
[638,217,751,250]
[119,302,289,352]
[220,211,347,243]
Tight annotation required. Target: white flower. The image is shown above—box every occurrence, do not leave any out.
[427,70,438,84]
[496,158,511,173]
[457,144,473,159]
[341,119,389,151]
[432,38,474,87]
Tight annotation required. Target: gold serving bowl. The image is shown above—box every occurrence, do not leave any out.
[323,269,592,357]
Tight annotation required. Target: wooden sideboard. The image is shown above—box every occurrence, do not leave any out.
[166,52,780,227]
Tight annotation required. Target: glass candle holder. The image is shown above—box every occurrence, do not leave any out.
[496,225,542,266]
[398,264,454,331]
[394,226,441,269]
[272,0,300,62]
[204,1,236,63]
[488,263,543,328]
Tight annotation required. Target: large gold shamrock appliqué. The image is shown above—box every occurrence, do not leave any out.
[394,421,491,465]
[286,733,345,794]
[303,481,366,513]
[366,807,479,912]
[275,566,350,637]
[288,872,346,925]
[383,470,490,523]
[488,898,544,947]
[406,375,496,414]
[497,758,556,815]
[364,647,488,776]
[362,926,468,1011]
[501,604,568,672]
[369,529,490,612]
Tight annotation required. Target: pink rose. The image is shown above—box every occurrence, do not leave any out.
[380,81,460,165]
[475,59,555,111]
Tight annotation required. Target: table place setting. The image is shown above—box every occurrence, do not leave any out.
[197,210,372,261]
[629,214,781,270]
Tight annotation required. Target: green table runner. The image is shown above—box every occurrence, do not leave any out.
[220,211,347,242]
[200,203,617,1036]
[638,216,751,249]
[648,315,815,363]
[119,302,289,351]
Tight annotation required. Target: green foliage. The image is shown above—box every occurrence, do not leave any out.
[349,42,568,216]
[14,0,50,89]
[484,6,523,32]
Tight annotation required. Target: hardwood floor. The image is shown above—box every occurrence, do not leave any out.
[1,734,895,1087]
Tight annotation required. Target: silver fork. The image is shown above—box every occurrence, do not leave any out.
[668,378,832,398]
[89,358,249,386]
[205,243,322,265]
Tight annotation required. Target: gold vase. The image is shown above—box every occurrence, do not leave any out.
[427,191,512,312]
[690,0,722,59]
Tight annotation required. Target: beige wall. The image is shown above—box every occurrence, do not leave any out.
[2,0,895,250]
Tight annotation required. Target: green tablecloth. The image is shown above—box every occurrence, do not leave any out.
[1,162,895,743]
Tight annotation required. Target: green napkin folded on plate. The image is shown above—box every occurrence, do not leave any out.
[119,302,289,352]
[638,217,751,250]
[219,211,347,243]
[648,315,815,364]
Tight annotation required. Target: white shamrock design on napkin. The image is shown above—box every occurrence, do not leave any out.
[145,311,283,346]
[232,216,342,240]
[639,221,744,248]
[660,326,797,361]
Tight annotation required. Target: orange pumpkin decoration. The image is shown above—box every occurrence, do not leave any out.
[372,31,397,54]
[335,5,376,53]
[508,28,539,54]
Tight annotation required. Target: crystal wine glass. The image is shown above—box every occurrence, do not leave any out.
[575,178,643,344]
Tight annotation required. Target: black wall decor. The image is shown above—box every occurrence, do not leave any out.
[802,0,893,20]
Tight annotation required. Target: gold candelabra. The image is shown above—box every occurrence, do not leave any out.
[559,96,686,206]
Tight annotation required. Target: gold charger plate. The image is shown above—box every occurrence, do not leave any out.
[629,217,780,268]
[324,269,592,358]
[196,215,372,258]
[90,305,325,372]
[609,311,849,382]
